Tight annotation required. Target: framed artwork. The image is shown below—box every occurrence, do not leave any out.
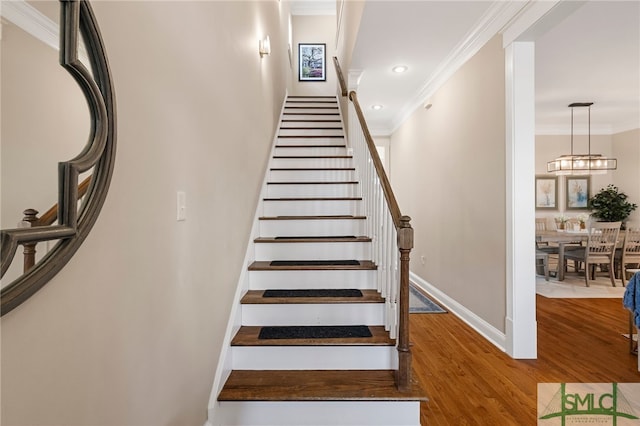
[535,175,558,210]
[565,176,590,210]
[298,43,326,81]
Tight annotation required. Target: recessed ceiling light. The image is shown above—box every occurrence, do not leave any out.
[371,105,383,110]
[392,65,408,73]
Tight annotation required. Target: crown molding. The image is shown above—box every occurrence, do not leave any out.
[1,0,58,50]
[388,1,529,135]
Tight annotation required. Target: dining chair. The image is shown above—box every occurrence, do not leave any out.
[535,218,557,253]
[615,222,640,286]
[564,221,622,287]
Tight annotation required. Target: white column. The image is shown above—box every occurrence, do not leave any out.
[505,41,537,359]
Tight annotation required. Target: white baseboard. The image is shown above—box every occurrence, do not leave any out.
[410,272,506,352]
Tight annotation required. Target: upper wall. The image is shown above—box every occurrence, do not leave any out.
[290,15,337,96]
[535,130,640,222]
[613,129,640,222]
[0,2,290,425]
[390,35,506,333]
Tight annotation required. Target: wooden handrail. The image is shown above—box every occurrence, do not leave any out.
[37,175,92,226]
[21,175,92,272]
[348,91,403,229]
[333,56,348,97]
[332,56,414,392]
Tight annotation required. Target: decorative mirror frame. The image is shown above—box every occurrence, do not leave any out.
[1,0,117,316]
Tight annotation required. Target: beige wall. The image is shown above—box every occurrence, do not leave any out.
[612,129,640,223]
[535,130,640,223]
[535,134,613,222]
[1,1,291,425]
[291,15,336,96]
[334,0,365,123]
[390,35,506,332]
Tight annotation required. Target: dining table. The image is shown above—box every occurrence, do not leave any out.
[536,229,589,280]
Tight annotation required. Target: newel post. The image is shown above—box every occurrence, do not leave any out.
[396,215,413,391]
[22,209,39,272]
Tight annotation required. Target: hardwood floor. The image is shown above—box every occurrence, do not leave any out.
[412,295,639,425]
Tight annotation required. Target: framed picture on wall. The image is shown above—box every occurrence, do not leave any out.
[565,176,590,210]
[298,43,326,81]
[535,175,558,210]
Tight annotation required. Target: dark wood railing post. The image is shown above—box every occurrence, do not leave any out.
[21,209,40,272]
[396,215,413,391]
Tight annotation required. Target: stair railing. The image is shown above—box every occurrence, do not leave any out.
[20,176,93,272]
[333,57,413,391]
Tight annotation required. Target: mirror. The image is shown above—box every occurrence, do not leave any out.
[0,0,116,315]
[1,2,90,287]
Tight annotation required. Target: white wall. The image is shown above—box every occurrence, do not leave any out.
[291,15,336,96]
[0,1,291,425]
[390,35,507,333]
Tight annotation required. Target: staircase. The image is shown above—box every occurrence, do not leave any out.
[209,96,426,426]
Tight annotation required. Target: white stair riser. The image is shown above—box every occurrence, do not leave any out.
[277,137,345,145]
[241,303,384,326]
[285,101,337,108]
[259,218,365,237]
[232,346,397,370]
[280,121,342,129]
[278,128,344,137]
[284,108,339,115]
[249,270,377,290]
[254,241,370,261]
[271,157,353,169]
[282,114,340,121]
[266,183,359,198]
[274,147,346,157]
[262,199,361,216]
[269,169,355,182]
[215,401,421,426]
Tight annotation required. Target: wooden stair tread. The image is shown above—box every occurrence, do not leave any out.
[231,326,393,346]
[283,113,340,115]
[241,289,383,304]
[270,167,355,171]
[275,145,346,148]
[278,135,344,138]
[218,370,428,402]
[286,101,338,104]
[259,215,366,220]
[279,127,343,130]
[254,236,371,243]
[273,155,352,159]
[266,181,358,185]
[263,197,362,201]
[281,119,341,122]
[285,106,339,109]
[248,260,376,270]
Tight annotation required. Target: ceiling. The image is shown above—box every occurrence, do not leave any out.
[299,0,639,136]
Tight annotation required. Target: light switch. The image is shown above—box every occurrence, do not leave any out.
[177,191,186,221]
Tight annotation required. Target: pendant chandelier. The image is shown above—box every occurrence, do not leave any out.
[546,102,617,175]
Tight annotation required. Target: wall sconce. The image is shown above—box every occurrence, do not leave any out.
[259,36,271,57]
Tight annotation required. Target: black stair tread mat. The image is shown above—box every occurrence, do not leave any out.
[263,289,363,298]
[258,325,372,340]
[270,260,360,266]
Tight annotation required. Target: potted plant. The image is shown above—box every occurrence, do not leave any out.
[588,184,637,226]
